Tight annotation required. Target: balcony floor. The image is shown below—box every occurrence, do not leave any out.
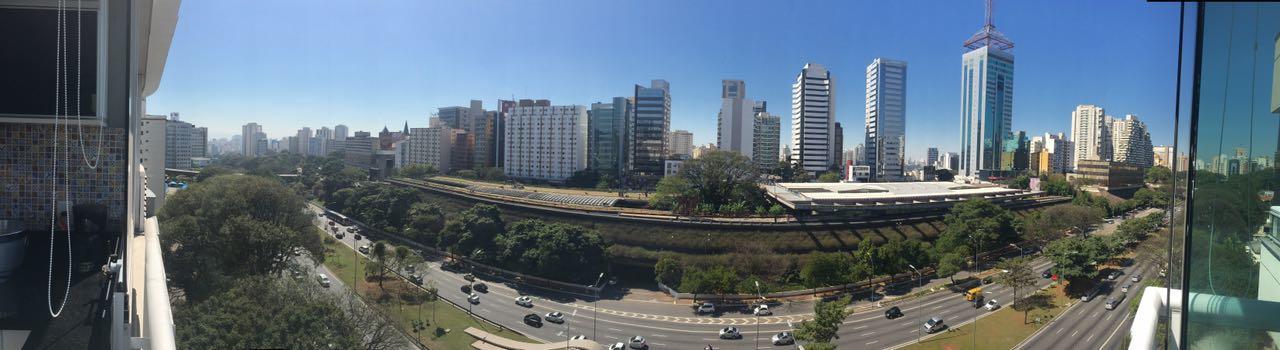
[0,230,117,350]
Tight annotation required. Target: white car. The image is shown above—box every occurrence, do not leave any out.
[609,343,626,350]
[719,326,742,339]
[358,245,369,254]
[753,304,772,316]
[696,302,715,314]
[771,331,795,345]
[569,335,586,340]
[984,299,999,311]
[545,311,564,323]
[316,274,331,288]
[515,296,534,307]
[467,293,480,304]
[628,335,646,349]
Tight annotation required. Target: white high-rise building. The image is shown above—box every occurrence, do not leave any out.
[1070,104,1111,171]
[668,130,694,158]
[1112,115,1154,168]
[959,3,1015,177]
[315,127,333,156]
[406,123,460,173]
[334,124,349,141]
[791,63,836,174]
[242,122,263,157]
[717,79,755,157]
[504,105,589,182]
[865,58,907,181]
[1153,145,1175,168]
[1042,132,1074,174]
[296,127,313,156]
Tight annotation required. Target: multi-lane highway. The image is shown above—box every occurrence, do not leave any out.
[1016,263,1158,350]
[308,203,1067,349]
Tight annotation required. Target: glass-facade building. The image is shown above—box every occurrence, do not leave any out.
[588,97,632,179]
[632,80,671,183]
[959,46,1015,178]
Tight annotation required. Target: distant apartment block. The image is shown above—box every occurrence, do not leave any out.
[753,112,780,170]
[439,100,498,168]
[242,122,263,157]
[406,125,461,173]
[664,159,684,178]
[1111,115,1154,168]
[668,130,694,159]
[926,147,939,167]
[1069,159,1144,189]
[334,124,349,140]
[717,79,755,158]
[504,105,589,182]
[343,131,376,169]
[164,115,206,169]
[1153,145,1175,169]
[1070,104,1112,171]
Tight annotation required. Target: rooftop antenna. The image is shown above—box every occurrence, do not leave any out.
[963,0,1014,52]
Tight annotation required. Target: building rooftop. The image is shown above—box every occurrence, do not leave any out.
[764,181,1035,211]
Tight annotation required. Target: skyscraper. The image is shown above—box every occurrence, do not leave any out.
[927,147,939,167]
[588,97,633,178]
[792,63,836,174]
[632,80,671,180]
[717,79,755,157]
[296,127,313,156]
[959,2,1015,178]
[752,111,780,170]
[1070,104,1111,171]
[668,130,694,159]
[866,58,908,181]
[315,127,333,156]
[242,123,263,157]
[1111,115,1153,168]
[334,124,349,141]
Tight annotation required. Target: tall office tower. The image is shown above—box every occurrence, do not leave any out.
[343,131,376,168]
[192,127,207,158]
[717,79,756,157]
[1111,115,1154,168]
[633,80,671,180]
[791,63,836,175]
[865,58,908,181]
[242,122,263,157]
[315,127,333,156]
[752,112,780,170]
[296,127,313,156]
[959,1,1015,178]
[588,97,633,177]
[334,124,349,141]
[504,105,589,182]
[1070,104,1112,170]
[927,147,939,167]
[668,130,694,158]
[1153,145,1175,168]
[853,143,866,165]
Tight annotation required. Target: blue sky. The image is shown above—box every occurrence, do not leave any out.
[147,0,1182,160]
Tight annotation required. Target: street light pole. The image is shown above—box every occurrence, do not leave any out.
[754,281,762,350]
[907,264,921,289]
[593,272,604,341]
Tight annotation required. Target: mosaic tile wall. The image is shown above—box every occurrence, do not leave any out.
[0,123,127,228]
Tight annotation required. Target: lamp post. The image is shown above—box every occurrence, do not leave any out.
[1010,243,1023,260]
[907,264,921,289]
[754,281,763,350]
[593,272,605,341]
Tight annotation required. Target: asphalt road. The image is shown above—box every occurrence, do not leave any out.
[1016,263,1158,350]
[308,202,1067,349]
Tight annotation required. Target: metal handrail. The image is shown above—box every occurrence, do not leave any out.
[142,217,176,350]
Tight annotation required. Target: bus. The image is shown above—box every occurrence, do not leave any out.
[325,210,351,226]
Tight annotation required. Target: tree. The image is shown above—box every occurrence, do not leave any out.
[437,204,505,259]
[371,242,389,286]
[653,254,684,286]
[404,202,446,247]
[1043,236,1100,284]
[649,176,697,212]
[174,277,371,349]
[935,168,955,181]
[1145,165,1172,184]
[660,150,766,212]
[794,296,851,344]
[159,175,323,301]
[493,219,609,284]
[321,166,369,202]
[817,171,842,183]
[994,257,1038,323]
[1010,175,1031,189]
[397,164,438,180]
[801,252,852,288]
[935,199,1016,259]
[565,169,602,188]
[679,266,740,296]
[1022,204,1105,244]
[196,165,236,182]
[936,253,966,283]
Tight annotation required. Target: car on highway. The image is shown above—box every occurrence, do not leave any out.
[608,343,626,350]
[328,220,336,226]
[628,335,647,349]
[358,245,369,254]
[1082,285,1102,302]
[336,232,345,239]
[522,313,542,327]
[461,284,471,293]
[696,302,715,314]
[473,282,488,293]
[924,316,946,333]
[570,335,586,340]
[346,227,356,233]
[1122,283,1133,293]
[409,273,423,285]
[1131,273,1142,282]
[467,293,480,304]
[545,312,564,323]
[771,331,795,345]
[316,274,331,288]
[354,233,362,240]
[984,299,999,311]
[718,327,742,339]
[1042,268,1053,279]
[463,273,475,282]
[1105,294,1127,310]
[753,304,771,316]
[317,212,325,217]
[884,306,903,319]
[1108,270,1122,280]
[515,296,534,307]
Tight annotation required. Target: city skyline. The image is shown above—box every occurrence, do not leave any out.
[146,0,1181,161]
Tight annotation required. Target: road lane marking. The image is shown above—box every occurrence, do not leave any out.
[1099,312,1133,350]
[1071,330,1079,338]
[853,325,867,330]
[608,328,622,332]
[1087,332,1097,343]
[861,332,876,337]
[867,340,880,345]
[1056,328,1064,335]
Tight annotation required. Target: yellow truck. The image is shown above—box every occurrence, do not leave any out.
[965,287,983,301]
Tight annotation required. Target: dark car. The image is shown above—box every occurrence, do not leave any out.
[884,306,903,319]
[354,233,362,240]
[1042,269,1053,279]
[409,274,423,285]
[523,313,543,327]
[473,282,488,293]
[461,284,472,293]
